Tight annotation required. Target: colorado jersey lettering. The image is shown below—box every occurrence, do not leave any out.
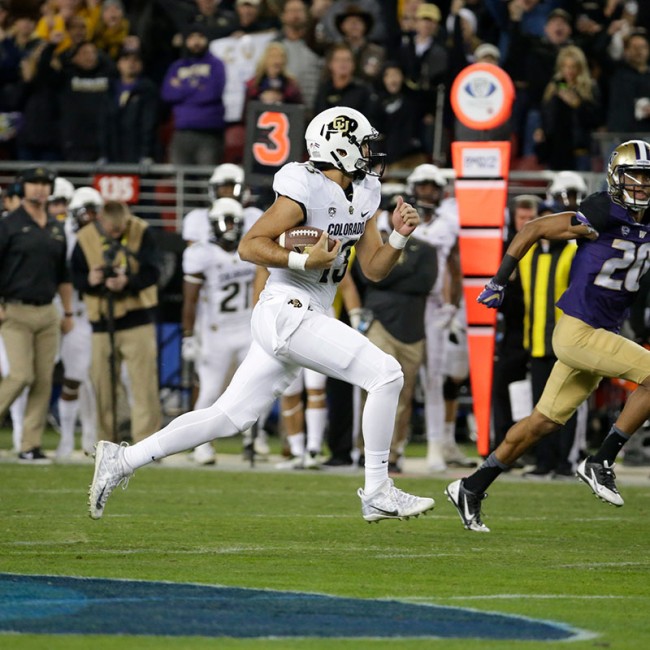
[557,192,650,332]
[183,242,256,330]
[264,162,380,312]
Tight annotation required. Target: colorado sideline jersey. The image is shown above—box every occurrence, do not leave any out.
[410,197,459,302]
[557,191,650,333]
[64,217,86,315]
[183,242,256,331]
[263,162,381,312]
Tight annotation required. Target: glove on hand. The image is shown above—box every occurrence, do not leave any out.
[477,279,506,309]
[348,307,374,334]
[182,335,200,362]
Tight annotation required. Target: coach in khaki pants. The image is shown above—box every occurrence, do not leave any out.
[71,200,161,444]
[0,166,74,462]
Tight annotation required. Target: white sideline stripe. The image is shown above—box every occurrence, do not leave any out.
[559,561,650,568]
[5,542,268,556]
[403,595,636,601]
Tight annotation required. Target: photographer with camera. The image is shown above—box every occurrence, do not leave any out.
[71,200,161,445]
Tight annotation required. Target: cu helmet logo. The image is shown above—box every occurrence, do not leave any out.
[321,116,358,140]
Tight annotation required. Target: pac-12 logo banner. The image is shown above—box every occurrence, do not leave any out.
[450,63,514,131]
[244,101,306,187]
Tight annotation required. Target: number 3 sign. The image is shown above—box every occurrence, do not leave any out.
[244,101,306,187]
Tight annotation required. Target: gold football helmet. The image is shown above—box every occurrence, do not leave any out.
[606,139,650,210]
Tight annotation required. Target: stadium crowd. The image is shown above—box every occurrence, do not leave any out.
[0,0,648,169]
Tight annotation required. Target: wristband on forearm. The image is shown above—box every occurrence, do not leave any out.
[493,254,518,285]
[288,251,308,271]
[388,230,409,250]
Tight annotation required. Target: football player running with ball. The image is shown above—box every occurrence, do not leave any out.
[89,106,435,522]
[446,139,650,532]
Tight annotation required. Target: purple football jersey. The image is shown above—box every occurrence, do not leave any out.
[557,192,650,333]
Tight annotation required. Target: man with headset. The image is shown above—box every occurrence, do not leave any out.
[0,166,74,462]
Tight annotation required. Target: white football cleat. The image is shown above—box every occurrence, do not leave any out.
[253,434,270,458]
[426,441,447,472]
[303,450,322,469]
[445,479,490,532]
[358,478,435,522]
[442,441,478,468]
[193,442,216,466]
[56,438,74,460]
[275,454,305,470]
[576,458,624,506]
[88,441,133,519]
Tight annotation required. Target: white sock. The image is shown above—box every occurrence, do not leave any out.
[361,377,401,450]
[424,374,445,443]
[123,404,238,469]
[79,380,97,451]
[444,421,456,446]
[364,449,389,493]
[58,398,78,447]
[287,433,305,457]
[10,388,27,452]
[305,406,327,454]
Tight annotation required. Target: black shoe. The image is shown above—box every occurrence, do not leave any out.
[18,447,52,464]
[322,456,353,467]
[388,461,402,474]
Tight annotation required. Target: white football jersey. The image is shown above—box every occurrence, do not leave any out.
[64,217,87,316]
[263,162,380,313]
[183,242,256,331]
[182,208,210,243]
[411,197,459,302]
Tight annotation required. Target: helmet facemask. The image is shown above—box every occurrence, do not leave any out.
[350,135,386,179]
[612,166,650,210]
[607,140,650,211]
[551,188,584,210]
[71,203,100,231]
[210,214,243,251]
[208,179,243,202]
[208,197,244,251]
[208,164,245,202]
[406,165,446,210]
[412,182,444,212]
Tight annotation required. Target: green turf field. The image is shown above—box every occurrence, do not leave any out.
[1,430,649,649]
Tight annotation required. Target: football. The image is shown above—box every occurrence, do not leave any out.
[276,227,337,253]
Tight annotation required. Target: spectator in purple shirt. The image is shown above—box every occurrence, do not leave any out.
[161,23,226,165]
